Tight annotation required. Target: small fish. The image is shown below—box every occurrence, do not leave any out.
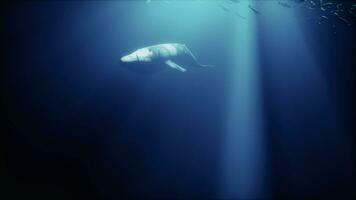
[336,15,350,25]
[322,2,333,7]
[219,5,230,13]
[278,1,291,8]
[310,1,316,7]
[229,0,239,3]
[248,5,261,14]
[235,12,246,20]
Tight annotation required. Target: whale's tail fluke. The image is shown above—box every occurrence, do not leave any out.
[183,45,215,68]
[197,63,215,68]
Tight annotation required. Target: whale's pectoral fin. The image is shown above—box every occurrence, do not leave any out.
[165,60,187,72]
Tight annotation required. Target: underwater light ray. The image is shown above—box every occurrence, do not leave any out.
[219,1,267,199]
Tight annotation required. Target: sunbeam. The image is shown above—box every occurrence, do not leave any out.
[219,1,268,199]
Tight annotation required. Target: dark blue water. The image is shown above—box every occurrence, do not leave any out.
[3,1,356,199]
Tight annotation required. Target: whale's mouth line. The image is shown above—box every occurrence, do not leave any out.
[121,55,134,62]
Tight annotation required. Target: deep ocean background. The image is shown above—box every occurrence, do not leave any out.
[2,1,356,199]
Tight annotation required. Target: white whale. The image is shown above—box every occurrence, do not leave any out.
[121,43,213,72]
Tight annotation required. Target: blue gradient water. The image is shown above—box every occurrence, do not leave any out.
[3,1,356,199]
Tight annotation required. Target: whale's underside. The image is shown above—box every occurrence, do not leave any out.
[121,43,214,72]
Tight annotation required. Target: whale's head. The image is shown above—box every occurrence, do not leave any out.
[121,48,153,63]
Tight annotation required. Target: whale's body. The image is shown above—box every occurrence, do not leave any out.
[121,43,213,72]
